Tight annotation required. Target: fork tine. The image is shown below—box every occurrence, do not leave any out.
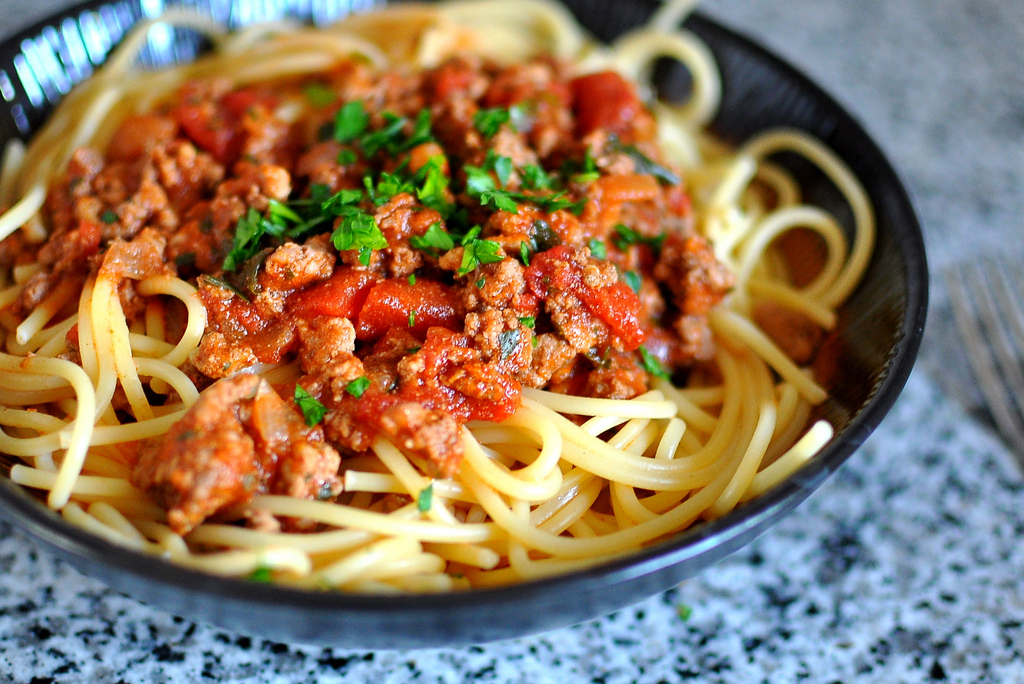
[970,258,1024,412]
[945,261,1024,460]
[988,257,1024,359]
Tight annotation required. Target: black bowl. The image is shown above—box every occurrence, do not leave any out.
[0,0,927,648]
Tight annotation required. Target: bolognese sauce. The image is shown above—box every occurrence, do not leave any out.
[6,55,735,535]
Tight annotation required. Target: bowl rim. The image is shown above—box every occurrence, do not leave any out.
[0,0,928,624]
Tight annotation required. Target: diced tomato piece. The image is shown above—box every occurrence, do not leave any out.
[355,279,460,341]
[525,246,645,351]
[174,102,240,164]
[428,62,478,100]
[221,89,279,118]
[288,268,380,320]
[569,71,644,136]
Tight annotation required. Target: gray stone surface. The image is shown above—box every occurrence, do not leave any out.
[1,0,1022,682]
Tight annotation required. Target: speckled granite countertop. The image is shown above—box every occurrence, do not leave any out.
[1,0,1023,682]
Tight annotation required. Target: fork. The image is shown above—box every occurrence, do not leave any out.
[945,256,1024,463]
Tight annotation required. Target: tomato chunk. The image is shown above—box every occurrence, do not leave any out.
[355,279,461,341]
[288,268,380,320]
[525,246,645,351]
[569,71,644,136]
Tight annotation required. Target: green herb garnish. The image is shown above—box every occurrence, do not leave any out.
[294,385,327,426]
[303,83,336,107]
[345,377,370,398]
[588,238,606,260]
[639,346,671,380]
[623,270,642,294]
[473,107,512,137]
[409,222,455,255]
[417,482,434,513]
[334,100,369,143]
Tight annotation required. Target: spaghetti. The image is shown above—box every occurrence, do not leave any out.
[0,0,874,593]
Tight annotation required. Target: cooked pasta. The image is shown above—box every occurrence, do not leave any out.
[0,0,873,591]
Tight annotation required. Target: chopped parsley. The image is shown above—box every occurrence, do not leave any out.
[345,377,370,398]
[409,222,455,255]
[473,107,512,137]
[100,209,118,224]
[336,148,358,165]
[612,223,666,252]
[519,316,535,329]
[414,156,452,215]
[408,273,417,285]
[417,482,434,513]
[570,150,600,184]
[223,208,283,272]
[334,100,369,143]
[294,385,327,426]
[302,82,336,107]
[519,241,531,266]
[623,270,642,294]
[359,108,434,157]
[458,229,505,276]
[365,169,414,206]
[408,310,416,327]
[464,163,519,213]
[321,189,388,266]
[639,346,671,380]
[330,209,387,266]
[588,238,607,260]
[476,276,486,289]
[248,566,273,583]
[610,136,681,186]
[521,163,555,191]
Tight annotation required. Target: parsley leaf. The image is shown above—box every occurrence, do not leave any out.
[571,150,600,183]
[359,109,434,157]
[303,83,336,107]
[473,107,512,137]
[334,100,369,143]
[101,209,118,224]
[223,208,282,272]
[248,566,273,583]
[408,273,417,285]
[519,316,535,329]
[417,482,434,513]
[414,156,452,215]
[337,148,358,165]
[609,137,681,186]
[623,270,642,293]
[408,310,416,327]
[365,170,414,206]
[329,208,388,266]
[409,222,455,255]
[639,346,671,380]
[612,224,667,252]
[589,238,607,260]
[458,235,504,276]
[519,241,531,266]
[345,377,370,398]
[521,163,555,191]
[294,385,327,426]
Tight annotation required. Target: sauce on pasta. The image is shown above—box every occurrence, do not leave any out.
[0,0,874,592]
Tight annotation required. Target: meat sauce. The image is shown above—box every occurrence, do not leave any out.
[6,56,748,533]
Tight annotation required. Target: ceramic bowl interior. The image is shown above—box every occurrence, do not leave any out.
[0,0,927,648]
